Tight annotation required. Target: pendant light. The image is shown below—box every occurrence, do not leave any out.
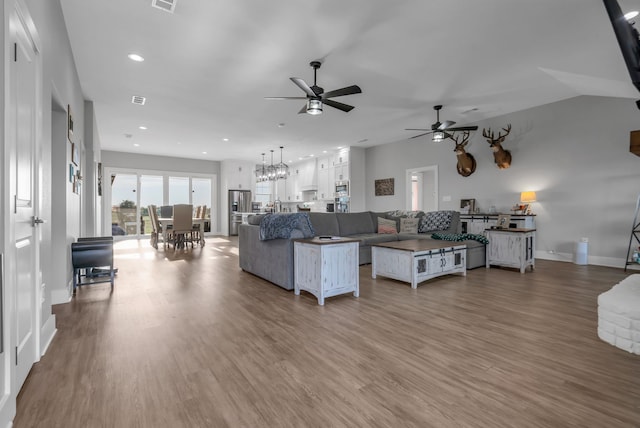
[275,146,289,180]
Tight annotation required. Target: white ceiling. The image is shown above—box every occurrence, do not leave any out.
[59,0,640,164]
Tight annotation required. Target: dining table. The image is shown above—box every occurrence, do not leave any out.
[158,217,206,248]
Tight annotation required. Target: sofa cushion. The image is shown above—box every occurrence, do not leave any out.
[308,212,340,236]
[377,217,397,234]
[247,214,265,225]
[337,212,375,236]
[351,233,399,247]
[400,217,419,234]
[419,210,454,233]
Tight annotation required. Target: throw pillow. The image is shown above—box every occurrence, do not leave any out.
[400,217,419,234]
[377,217,397,234]
[419,211,454,233]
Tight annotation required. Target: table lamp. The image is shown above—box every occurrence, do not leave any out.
[520,191,536,214]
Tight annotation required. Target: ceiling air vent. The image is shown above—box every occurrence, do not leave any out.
[151,0,176,13]
[131,95,146,105]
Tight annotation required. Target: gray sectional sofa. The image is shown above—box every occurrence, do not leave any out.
[239,210,486,290]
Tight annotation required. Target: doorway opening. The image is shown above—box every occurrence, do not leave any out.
[406,165,438,213]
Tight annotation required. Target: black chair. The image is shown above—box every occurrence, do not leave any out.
[71,236,116,294]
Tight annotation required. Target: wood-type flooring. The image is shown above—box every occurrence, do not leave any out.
[14,237,640,427]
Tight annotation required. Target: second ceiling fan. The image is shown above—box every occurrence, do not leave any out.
[265,61,362,115]
[406,105,478,141]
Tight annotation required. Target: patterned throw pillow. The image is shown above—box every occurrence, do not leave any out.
[377,217,397,234]
[419,211,454,233]
[386,210,423,218]
[400,217,419,234]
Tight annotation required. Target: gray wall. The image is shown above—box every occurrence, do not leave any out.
[25,0,87,304]
[365,95,640,266]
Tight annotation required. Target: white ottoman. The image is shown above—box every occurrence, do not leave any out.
[598,274,640,355]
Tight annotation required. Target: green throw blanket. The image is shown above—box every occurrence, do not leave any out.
[431,232,489,245]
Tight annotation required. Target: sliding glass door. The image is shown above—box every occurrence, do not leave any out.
[140,175,163,237]
[111,173,138,236]
[104,168,216,238]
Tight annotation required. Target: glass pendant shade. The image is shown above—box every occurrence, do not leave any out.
[307,99,323,115]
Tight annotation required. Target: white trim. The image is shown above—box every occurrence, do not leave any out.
[51,284,72,306]
[405,165,438,212]
[535,251,633,269]
[39,314,56,356]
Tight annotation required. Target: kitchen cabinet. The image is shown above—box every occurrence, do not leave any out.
[285,169,300,201]
[334,163,349,182]
[316,156,333,200]
[333,149,349,166]
[225,160,253,190]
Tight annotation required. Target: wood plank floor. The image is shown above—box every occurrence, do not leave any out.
[14,237,640,427]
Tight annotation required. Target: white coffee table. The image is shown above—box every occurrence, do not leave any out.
[294,237,359,305]
[372,239,466,288]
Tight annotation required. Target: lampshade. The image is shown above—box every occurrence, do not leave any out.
[520,191,537,203]
[307,99,323,115]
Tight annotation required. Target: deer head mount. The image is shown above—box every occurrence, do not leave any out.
[482,124,512,169]
[448,130,476,177]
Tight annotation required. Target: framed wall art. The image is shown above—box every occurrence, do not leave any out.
[67,104,74,143]
[460,198,475,214]
[71,142,79,166]
[375,178,394,196]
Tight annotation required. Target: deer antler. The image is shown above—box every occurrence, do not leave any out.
[449,130,470,147]
[483,124,511,143]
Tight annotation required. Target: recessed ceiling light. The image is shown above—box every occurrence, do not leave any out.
[625,10,639,20]
[139,126,147,130]
[322,150,327,153]
[309,154,314,157]
[133,143,140,147]
[177,142,182,145]
[337,146,343,149]
[223,138,229,142]
[278,123,285,128]
[128,53,145,62]
[202,151,207,154]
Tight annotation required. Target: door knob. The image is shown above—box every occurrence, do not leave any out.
[31,216,46,227]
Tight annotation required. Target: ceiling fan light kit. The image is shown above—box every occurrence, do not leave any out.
[406,104,478,141]
[307,99,323,115]
[266,61,361,115]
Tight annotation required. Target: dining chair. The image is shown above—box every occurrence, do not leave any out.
[148,205,165,249]
[160,205,173,218]
[169,204,193,249]
[192,205,207,243]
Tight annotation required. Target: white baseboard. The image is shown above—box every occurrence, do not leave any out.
[40,314,57,356]
[535,251,629,269]
[51,282,72,305]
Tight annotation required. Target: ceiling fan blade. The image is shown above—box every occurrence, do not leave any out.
[409,131,434,139]
[298,104,308,114]
[290,77,317,97]
[439,120,456,130]
[324,99,355,112]
[405,128,431,131]
[322,85,362,99]
[448,125,479,131]
[264,96,307,100]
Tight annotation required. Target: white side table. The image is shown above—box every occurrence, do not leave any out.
[294,237,359,305]
[485,228,536,273]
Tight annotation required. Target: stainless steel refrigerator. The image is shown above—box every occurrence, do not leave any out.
[229,190,252,235]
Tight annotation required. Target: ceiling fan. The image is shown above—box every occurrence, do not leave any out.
[265,61,362,115]
[406,105,478,141]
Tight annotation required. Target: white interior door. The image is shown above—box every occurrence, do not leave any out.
[10,5,41,390]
